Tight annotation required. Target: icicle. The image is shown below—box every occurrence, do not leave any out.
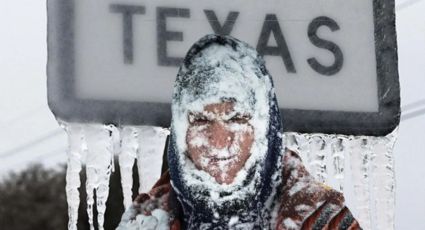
[283,130,398,230]
[347,137,372,230]
[293,133,312,172]
[370,131,397,230]
[84,124,117,230]
[119,126,139,210]
[285,133,299,152]
[383,131,397,230]
[137,126,169,193]
[309,135,328,183]
[60,122,397,230]
[295,133,310,159]
[62,123,86,230]
[286,133,329,184]
[330,137,346,192]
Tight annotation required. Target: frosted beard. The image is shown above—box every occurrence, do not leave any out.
[167,35,285,229]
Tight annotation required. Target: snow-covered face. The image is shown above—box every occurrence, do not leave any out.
[186,101,254,184]
[171,39,274,195]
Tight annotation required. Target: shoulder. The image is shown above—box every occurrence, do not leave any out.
[275,150,361,230]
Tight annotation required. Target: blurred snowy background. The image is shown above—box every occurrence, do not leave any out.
[0,0,424,229]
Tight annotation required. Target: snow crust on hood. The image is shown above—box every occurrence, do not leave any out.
[168,35,285,229]
[172,38,271,196]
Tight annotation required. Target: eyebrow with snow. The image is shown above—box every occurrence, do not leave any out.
[188,111,252,123]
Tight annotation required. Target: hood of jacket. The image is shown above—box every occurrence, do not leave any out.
[167,34,284,229]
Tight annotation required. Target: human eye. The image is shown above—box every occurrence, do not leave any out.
[228,113,251,124]
[188,113,209,125]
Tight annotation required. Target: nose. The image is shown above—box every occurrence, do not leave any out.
[208,121,234,149]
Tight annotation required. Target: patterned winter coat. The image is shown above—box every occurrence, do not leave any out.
[118,150,361,230]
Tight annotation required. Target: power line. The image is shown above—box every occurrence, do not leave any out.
[33,147,67,164]
[0,105,45,129]
[402,107,425,121]
[0,128,63,158]
[5,147,67,169]
[402,98,425,111]
[400,98,425,121]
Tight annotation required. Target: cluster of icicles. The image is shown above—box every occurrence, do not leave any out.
[61,122,397,230]
[62,122,169,230]
[285,130,397,230]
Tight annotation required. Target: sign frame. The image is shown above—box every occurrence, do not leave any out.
[47,0,400,136]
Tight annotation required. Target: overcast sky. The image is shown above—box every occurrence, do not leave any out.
[0,0,424,229]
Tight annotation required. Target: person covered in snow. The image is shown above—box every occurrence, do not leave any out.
[117,35,361,230]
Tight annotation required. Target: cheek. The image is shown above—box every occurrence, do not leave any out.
[237,129,254,158]
[186,126,208,166]
[187,126,209,149]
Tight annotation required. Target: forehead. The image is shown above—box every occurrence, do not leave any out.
[203,101,234,115]
[185,97,254,117]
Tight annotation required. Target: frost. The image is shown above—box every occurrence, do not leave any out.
[295,204,311,212]
[151,209,171,230]
[288,180,308,196]
[330,137,346,191]
[116,205,170,230]
[228,216,239,227]
[370,132,396,230]
[283,218,298,230]
[285,129,398,230]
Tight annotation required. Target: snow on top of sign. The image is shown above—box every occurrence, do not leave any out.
[171,38,273,204]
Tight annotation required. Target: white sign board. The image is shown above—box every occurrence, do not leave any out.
[47,0,400,136]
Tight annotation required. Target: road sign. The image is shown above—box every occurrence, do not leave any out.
[47,0,400,136]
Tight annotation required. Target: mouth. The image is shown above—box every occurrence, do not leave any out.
[207,154,237,163]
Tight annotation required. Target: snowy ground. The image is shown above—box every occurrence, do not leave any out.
[0,0,424,229]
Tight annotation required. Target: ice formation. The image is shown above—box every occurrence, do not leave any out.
[285,130,398,230]
[119,127,139,210]
[84,125,118,230]
[62,123,86,230]
[61,122,397,230]
[61,122,168,230]
[137,127,169,193]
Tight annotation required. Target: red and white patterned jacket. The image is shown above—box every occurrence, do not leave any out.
[120,151,361,230]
